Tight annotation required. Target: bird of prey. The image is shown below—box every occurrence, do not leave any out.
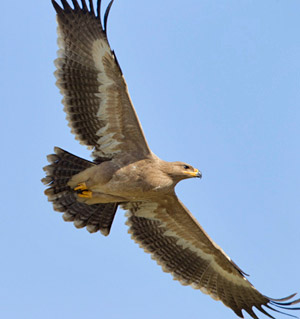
[42,0,300,318]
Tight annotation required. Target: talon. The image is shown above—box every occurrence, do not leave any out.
[74,182,87,191]
[78,190,93,198]
[74,182,93,198]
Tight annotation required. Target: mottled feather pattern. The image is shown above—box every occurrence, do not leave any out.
[53,0,151,160]
[55,8,105,149]
[125,201,300,318]
[42,147,118,235]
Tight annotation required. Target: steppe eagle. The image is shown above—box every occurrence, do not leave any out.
[42,1,300,318]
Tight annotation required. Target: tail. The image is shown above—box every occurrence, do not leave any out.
[42,147,118,236]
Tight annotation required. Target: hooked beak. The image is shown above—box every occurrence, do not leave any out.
[185,168,202,178]
[194,169,202,178]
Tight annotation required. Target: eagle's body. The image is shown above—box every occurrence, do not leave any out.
[68,157,199,204]
[42,1,300,318]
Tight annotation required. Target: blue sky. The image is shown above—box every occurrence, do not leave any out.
[1,1,300,318]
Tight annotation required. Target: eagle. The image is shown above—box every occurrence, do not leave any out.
[42,1,300,318]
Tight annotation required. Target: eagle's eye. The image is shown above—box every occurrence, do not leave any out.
[183,165,190,170]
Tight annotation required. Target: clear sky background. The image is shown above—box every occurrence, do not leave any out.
[1,1,300,318]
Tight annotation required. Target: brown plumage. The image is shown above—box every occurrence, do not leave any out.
[42,1,300,318]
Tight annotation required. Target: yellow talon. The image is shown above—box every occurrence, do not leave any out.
[78,190,93,198]
[74,182,93,198]
[74,182,87,191]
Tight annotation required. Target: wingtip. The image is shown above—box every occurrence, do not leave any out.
[269,293,298,303]
[96,0,101,18]
[104,0,114,33]
[81,0,88,11]
[52,0,63,14]
[88,0,95,15]
[261,293,300,319]
[61,0,73,11]
[71,0,80,10]
[51,0,109,33]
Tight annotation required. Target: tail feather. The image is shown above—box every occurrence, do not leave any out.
[42,147,118,236]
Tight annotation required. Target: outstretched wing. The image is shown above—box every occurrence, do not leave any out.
[52,0,151,160]
[124,198,300,319]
